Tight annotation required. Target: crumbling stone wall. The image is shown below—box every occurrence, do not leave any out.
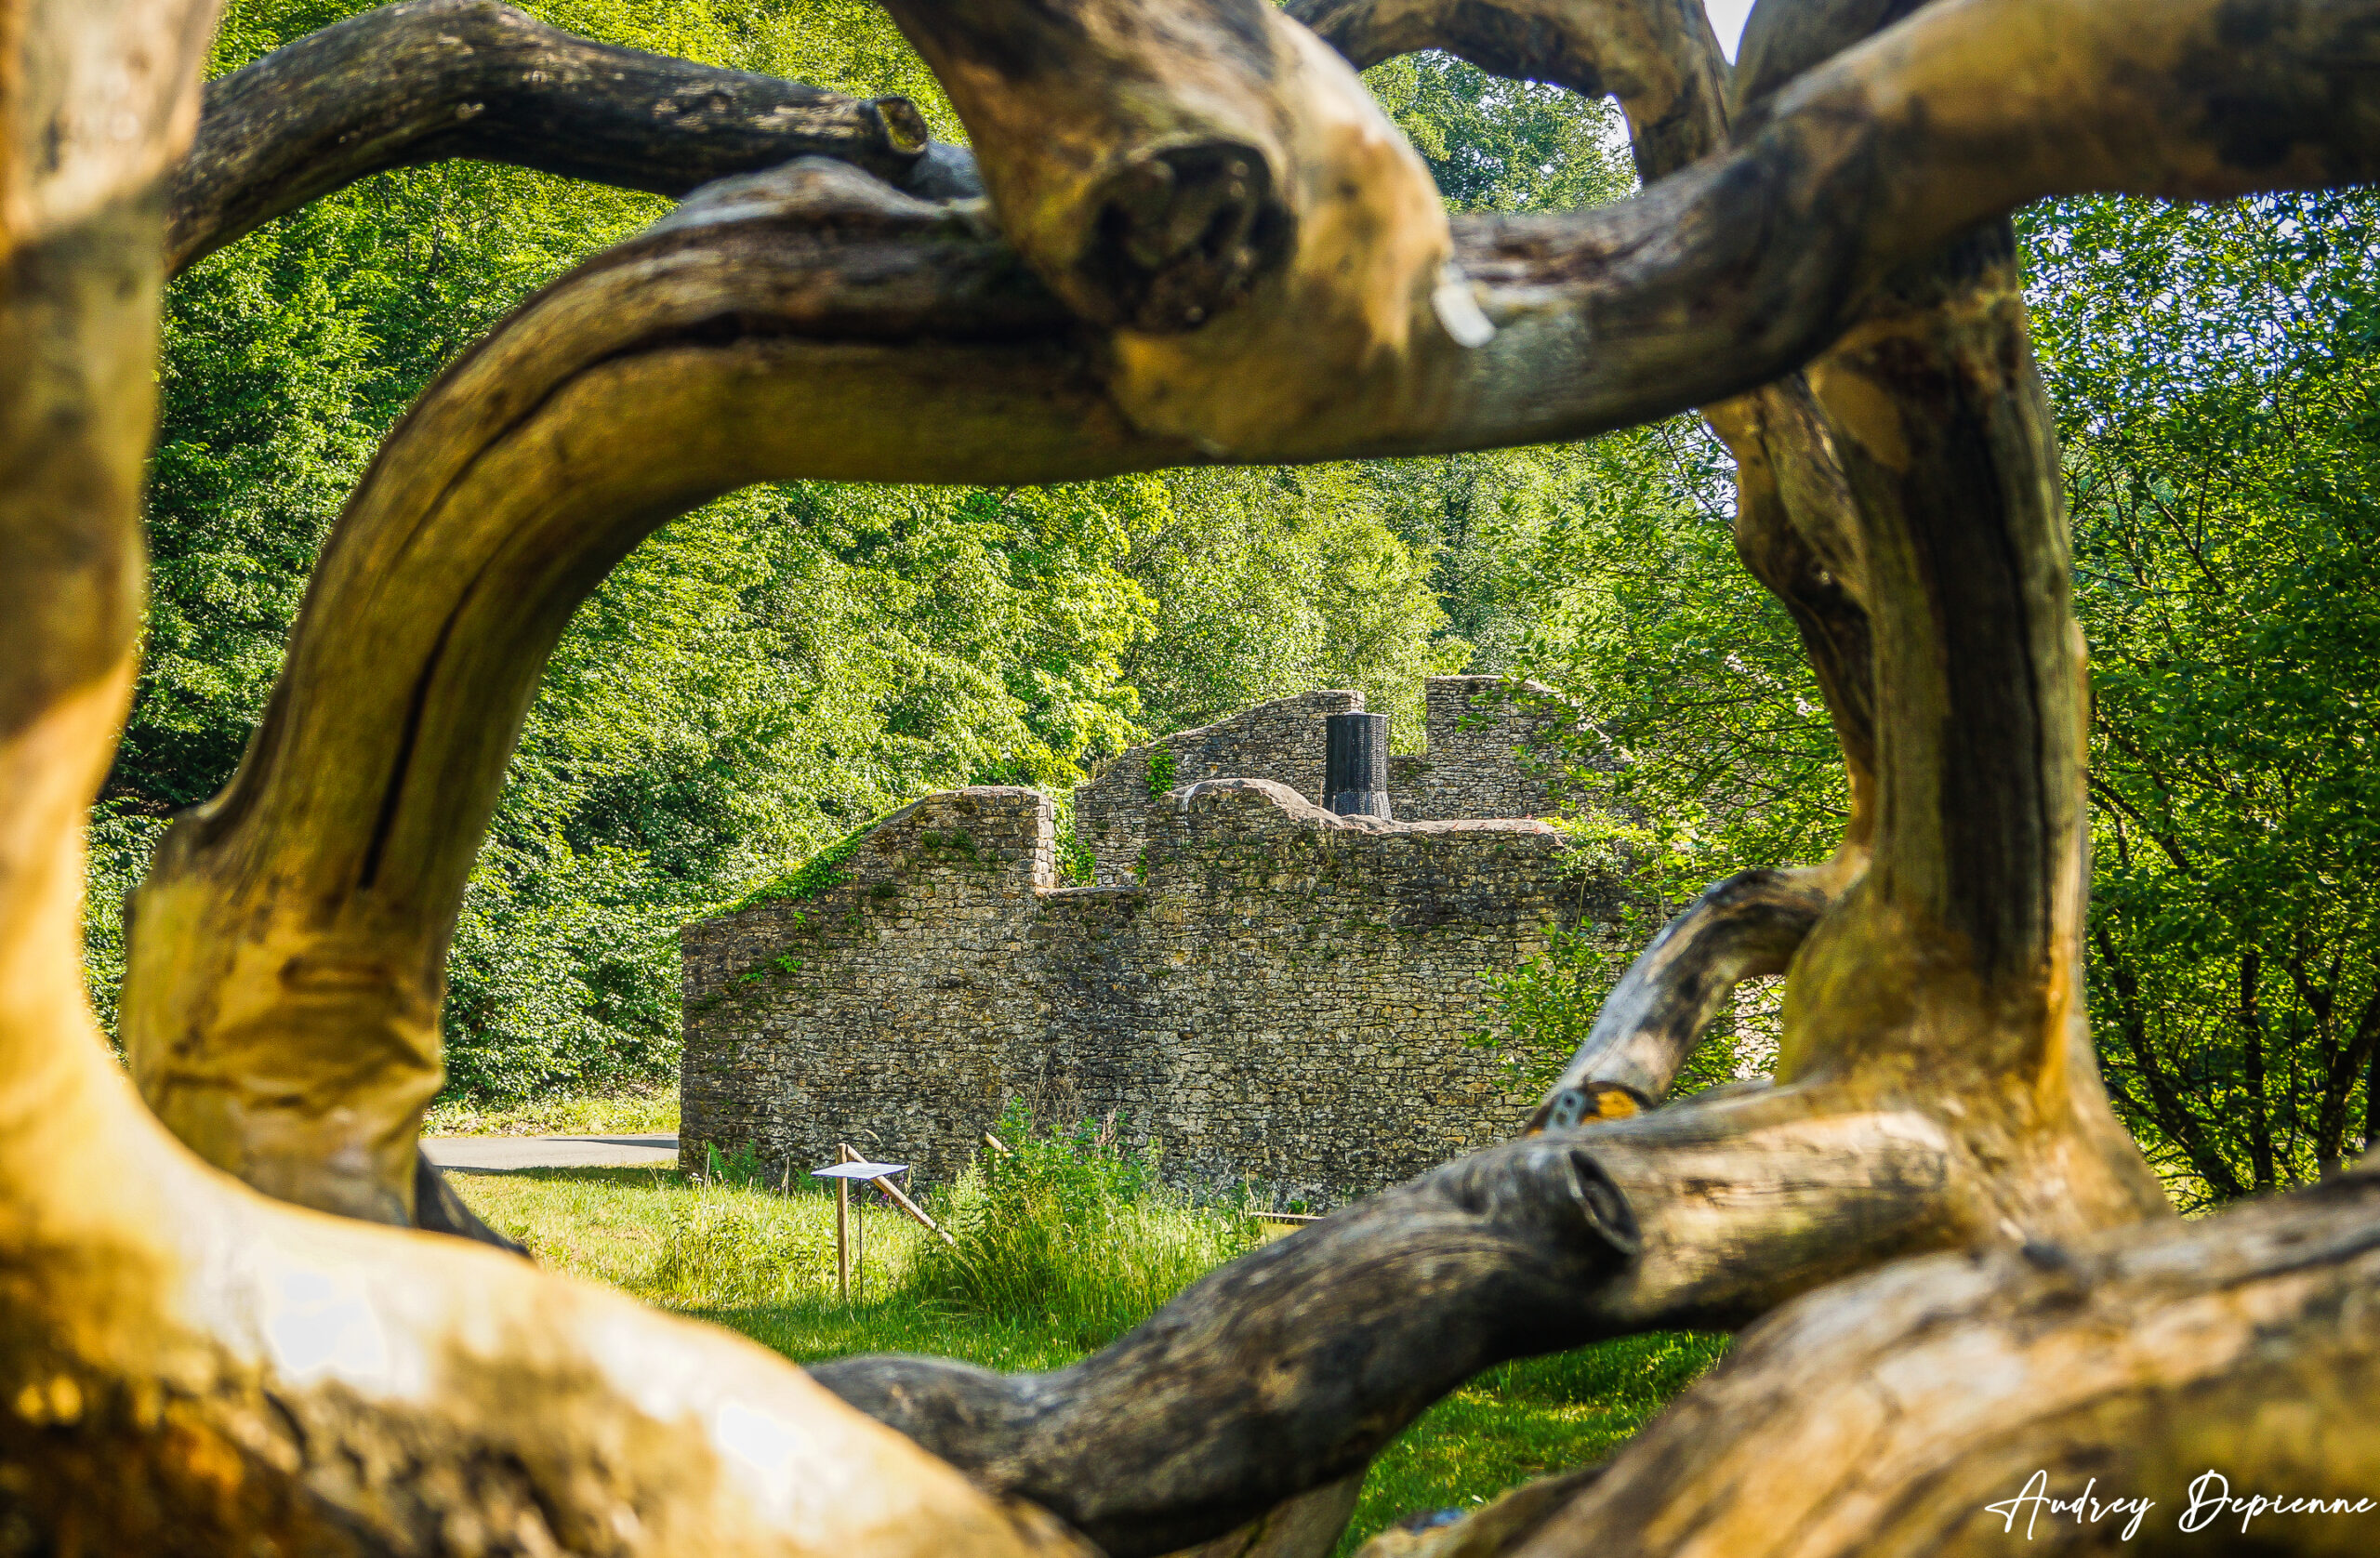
[681,781,1621,1208]
[1387,675,1575,823]
[1074,690,1359,886]
[1073,677,1578,885]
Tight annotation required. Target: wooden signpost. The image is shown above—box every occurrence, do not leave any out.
[837,1143,858,1301]
[812,1149,955,1303]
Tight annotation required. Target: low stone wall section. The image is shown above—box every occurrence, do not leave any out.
[681,782,1622,1208]
[1074,690,1358,886]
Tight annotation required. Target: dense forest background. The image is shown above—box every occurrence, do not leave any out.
[93,0,2379,1208]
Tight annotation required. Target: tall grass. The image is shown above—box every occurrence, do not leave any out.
[900,1102,1261,1351]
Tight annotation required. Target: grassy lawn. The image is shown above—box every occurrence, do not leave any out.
[452,1166,1724,1551]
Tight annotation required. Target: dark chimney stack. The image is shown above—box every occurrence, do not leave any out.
[1324,712,1391,819]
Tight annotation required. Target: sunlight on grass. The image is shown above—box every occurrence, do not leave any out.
[1335,1337,1728,1551]
[451,1158,1723,1552]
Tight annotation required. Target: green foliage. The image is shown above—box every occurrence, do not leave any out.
[1117,467,1461,742]
[1361,54,1632,217]
[1144,747,1179,800]
[461,1165,1722,1543]
[1055,829,1099,887]
[900,1102,1260,1352]
[2024,191,2380,1203]
[135,1,2368,1204]
[651,1179,818,1308]
[700,1140,773,1190]
[80,804,170,1039]
[1469,192,2380,1198]
[728,824,875,913]
[1339,1331,1728,1553]
[419,1079,676,1138]
[1479,931,1760,1102]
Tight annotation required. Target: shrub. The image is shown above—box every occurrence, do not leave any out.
[902,1101,1258,1350]
[649,1179,819,1307]
[1144,746,1179,801]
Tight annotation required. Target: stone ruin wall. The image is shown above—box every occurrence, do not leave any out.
[1390,674,1573,823]
[1073,675,1574,886]
[680,782,1625,1208]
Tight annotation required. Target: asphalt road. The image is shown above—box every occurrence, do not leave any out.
[420,1134,680,1170]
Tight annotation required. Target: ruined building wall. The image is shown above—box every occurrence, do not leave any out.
[1073,690,1360,887]
[680,783,1621,1208]
[1388,675,1573,823]
[1072,676,1576,886]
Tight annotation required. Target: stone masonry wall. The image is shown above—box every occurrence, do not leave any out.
[1387,675,1574,823]
[1074,690,1359,887]
[1073,677,1578,885]
[681,782,1621,1208]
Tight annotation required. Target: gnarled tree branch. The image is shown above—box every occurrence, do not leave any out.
[1526,866,1838,1129]
[879,0,1463,453]
[1289,0,1732,181]
[0,7,1082,1551]
[813,1089,1994,1556]
[123,0,2380,1232]
[126,158,1143,1229]
[165,0,982,276]
[24,0,2380,1548]
[1376,1164,2380,1557]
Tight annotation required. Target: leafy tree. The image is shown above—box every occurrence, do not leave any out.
[2028,191,2380,1201]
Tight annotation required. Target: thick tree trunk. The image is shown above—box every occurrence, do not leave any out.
[1363,1165,2380,1558]
[0,7,1079,1553]
[125,0,2380,1235]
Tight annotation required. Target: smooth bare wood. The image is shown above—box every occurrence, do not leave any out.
[1167,1476,1364,1558]
[1301,1,1885,811]
[879,0,1463,456]
[811,1133,1646,1556]
[1527,866,1839,1128]
[122,160,1133,1229]
[1382,1167,2380,1558]
[113,0,2370,1317]
[165,0,980,275]
[51,0,2380,1546]
[809,1078,2154,1554]
[0,0,221,259]
[0,8,1087,1552]
[1289,0,1732,180]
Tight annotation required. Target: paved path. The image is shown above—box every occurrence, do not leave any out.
[421,1134,680,1171]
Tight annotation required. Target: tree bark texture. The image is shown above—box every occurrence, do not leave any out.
[1527,867,1839,1129]
[165,0,981,276]
[0,7,1091,1554]
[810,1083,2135,1555]
[1363,1165,2380,1558]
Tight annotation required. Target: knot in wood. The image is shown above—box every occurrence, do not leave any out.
[867,96,932,157]
[1078,140,1294,333]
